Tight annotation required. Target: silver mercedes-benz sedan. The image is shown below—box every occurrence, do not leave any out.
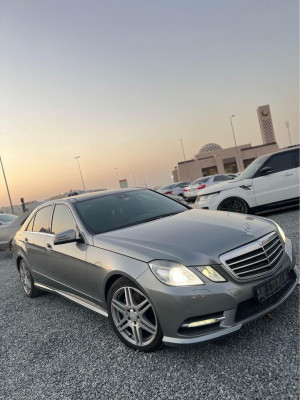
[13,189,299,352]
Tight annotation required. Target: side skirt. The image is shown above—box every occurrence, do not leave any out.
[34,282,108,317]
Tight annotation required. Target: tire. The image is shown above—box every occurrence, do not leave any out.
[218,197,248,214]
[18,259,42,298]
[107,277,163,352]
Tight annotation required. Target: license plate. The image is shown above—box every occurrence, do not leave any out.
[254,269,291,303]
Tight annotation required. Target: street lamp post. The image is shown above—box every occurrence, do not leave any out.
[74,156,86,190]
[230,115,242,172]
[180,139,191,182]
[285,121,292,146]
[0,156,14,214]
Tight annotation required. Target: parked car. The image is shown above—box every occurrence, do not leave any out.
[0,210,31,250]
[184,175,233,201]
[13,188,299,352]
[0,213,18,226]
[195,148,300,214]
[158,181,190,197]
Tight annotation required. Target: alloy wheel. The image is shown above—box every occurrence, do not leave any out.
[219,198,248,213]
[111,286,158,347]
[19,261,32,295]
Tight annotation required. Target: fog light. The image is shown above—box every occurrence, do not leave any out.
[183,316,225,328]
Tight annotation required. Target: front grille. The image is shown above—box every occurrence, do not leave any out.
[235,270,296,322]
[220,232,284,279]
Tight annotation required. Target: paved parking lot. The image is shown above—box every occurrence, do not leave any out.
[0,208,299,400]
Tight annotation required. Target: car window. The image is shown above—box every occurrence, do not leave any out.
[159,184,176,190]
[0,214,17,223]
[51,204,77,235]
[260,152,295,174]
[74,189,187,235]
[214,175,232,182]
[32,206,52,233]
[191,177,209,185]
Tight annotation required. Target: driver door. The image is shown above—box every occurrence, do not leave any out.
[43,204,91,298]
[252,150,298,206]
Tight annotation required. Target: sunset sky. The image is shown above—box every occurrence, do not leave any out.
[0,0,299,207]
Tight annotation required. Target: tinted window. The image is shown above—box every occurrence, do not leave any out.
[261,152,295,174]
[0,214,17,223]
[191,177,210,184]
[214,175,232,182]
[51,204,77,235]
[74,189,187,235]
[159,184,176,190]
[32,206,52,233]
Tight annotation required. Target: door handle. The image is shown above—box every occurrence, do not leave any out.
[285,172,293,176]
[46,243,53,252]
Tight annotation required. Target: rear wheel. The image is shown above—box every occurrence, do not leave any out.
[107,278,163,352]
[218,197,248,214]
[19,260,41,298]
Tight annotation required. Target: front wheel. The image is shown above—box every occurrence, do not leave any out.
[218,197,248,214]
[107,278,163,352]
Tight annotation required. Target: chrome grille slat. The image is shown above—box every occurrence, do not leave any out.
[220,231,284,280]
[227,250,265,266]
[238,264,271,276]
[230,258,268,272]
[267,243,282,260]
[269,249,283,265]
[264,238,280,252]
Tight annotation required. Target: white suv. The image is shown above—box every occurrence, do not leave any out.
[195,148,299,213]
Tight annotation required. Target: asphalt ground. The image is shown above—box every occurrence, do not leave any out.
[0,208,299,400]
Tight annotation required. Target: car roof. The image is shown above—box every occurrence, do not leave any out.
[58,188,145,204]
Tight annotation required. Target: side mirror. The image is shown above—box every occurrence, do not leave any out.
[260,166,274,176]
[54,229,81,245]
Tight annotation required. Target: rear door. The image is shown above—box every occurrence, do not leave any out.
[23,205,53,282]
[252,150,298,206]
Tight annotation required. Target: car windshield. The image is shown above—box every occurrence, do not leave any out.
[159,184,176,190]
[191,177,210,185]
[238,155,269,180]
[0,214,17,223]
[74,189,188,234]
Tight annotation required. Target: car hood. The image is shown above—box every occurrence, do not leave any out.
[92,210,275,266]
[199,178,251,195]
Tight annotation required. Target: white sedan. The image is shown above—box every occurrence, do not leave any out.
[195,148,299,213]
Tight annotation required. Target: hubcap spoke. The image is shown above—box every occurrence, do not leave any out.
[124,287,134,307]
[139,316,157,335]
[112,298,127,314]
[131,325,142,346]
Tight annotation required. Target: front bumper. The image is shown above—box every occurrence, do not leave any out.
[137,239,298,346]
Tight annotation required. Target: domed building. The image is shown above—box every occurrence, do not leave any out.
[172,140,279,183]
[198,143,223,154]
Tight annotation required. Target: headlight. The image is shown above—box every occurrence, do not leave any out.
[196,266,226,282]
[274,222,286,243]
[199,192,220,201]
[149,260,204,286]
